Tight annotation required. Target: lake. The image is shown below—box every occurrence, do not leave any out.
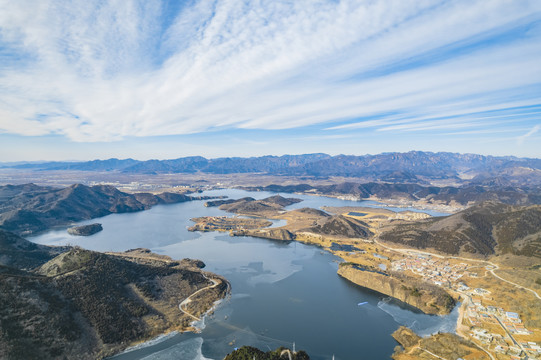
[29,189,457,360]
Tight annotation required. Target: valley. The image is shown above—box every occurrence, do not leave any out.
[1,153,540,359]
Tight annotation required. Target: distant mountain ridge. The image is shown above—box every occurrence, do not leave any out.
[6,151,541,185]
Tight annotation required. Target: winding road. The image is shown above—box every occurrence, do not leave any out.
[371,230,538,360]
[372,230,541,301]
[179,275,221,321]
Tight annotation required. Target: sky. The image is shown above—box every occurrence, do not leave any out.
[1,0,541,162]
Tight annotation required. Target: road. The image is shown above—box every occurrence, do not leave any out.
[372,230,541,301]
[487,266,541,301]
[179,275,221,321]
[454,294,496,360]
[371,230,538,360]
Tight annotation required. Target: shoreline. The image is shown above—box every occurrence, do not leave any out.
[118,331,180,355]
[282,190,461,215]
[111,275,230,358]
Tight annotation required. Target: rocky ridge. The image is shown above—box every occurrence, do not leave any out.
[337,264,455,315]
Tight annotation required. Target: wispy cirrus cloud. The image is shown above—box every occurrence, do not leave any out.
[0,0,540,143]
[517,124,541,145]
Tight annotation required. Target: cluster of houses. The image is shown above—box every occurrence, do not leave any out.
[465,298,538,359]
[390,255,469,287]
[390,254,540,359]
[466,301,532,335]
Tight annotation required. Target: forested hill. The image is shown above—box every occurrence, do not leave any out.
[0,183,195,235]
[6,151,541,186]
[247,182,541,207]
[379,202,541,257]
[0,230,229,359]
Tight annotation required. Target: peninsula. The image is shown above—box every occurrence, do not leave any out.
[188,216,272,232]
[0,231,229,359]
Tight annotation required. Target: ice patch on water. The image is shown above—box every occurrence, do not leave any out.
[230,293,251,300]
[191,291,231,332]
[191,316,207,332]
[140,337,213,360]
[377,298,460,337]
[120,331,179,354]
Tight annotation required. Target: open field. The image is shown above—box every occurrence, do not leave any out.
[0,169,370,189]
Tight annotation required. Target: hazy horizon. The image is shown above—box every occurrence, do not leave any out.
[2,149,541,165]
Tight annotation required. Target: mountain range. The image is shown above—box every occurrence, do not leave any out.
[6,151,541,186]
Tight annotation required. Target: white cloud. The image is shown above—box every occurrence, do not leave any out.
[0,0,540,141]
[517,124,541,145]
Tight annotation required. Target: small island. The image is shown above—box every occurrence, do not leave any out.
[67,223,103,236]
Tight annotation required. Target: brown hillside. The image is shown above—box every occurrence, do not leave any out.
[0,183,195,235]
[380,202,541,257]
[304,215,373,238]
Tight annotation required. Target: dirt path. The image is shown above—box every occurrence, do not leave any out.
[372,231,518,360]
[420,347,448,360]
[487,266,541,301]
[178,275,220,321]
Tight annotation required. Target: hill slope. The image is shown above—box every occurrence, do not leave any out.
[304,215,373,238]
[0,230,229,359]
[218,195,302,214]
[379,202,541,257]
[0,183,194,235]
[0,230,68,270]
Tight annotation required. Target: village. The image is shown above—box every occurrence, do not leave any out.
[390,255,541,359]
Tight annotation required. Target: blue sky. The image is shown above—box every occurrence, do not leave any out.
[1,0,541,161]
